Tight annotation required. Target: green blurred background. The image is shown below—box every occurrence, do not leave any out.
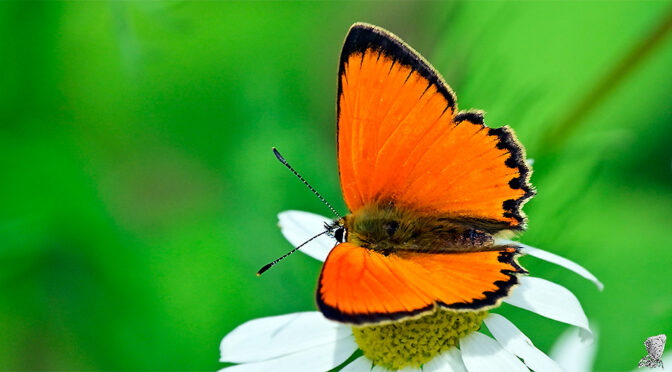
[2,1,671,371]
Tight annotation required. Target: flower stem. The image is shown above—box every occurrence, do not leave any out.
[539,7,672,153]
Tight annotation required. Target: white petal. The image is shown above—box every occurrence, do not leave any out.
[549,326,597,372]
[220,311,351,363]
[504,277,592,340]
[497,239,603,290]
[278,210,336,262]
[484,314,562,372]
[526,158,534,167]
[460,332,529,371]
[218,335,357,372]
[423,347,467,372]
[341,356,373,372]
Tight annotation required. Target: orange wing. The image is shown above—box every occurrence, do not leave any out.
[317,243,526,324]
[337,23,534,229]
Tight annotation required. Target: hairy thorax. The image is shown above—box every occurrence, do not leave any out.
[343,203,498,254]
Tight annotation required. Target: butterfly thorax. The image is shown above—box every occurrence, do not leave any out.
[342,202,495,254]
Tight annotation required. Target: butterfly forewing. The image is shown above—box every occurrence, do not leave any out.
[337,23,534,228]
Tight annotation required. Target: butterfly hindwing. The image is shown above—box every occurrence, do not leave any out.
[317,243,527,324]
[337,23,534,229]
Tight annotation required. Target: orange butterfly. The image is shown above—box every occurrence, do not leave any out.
[273,23,535,326]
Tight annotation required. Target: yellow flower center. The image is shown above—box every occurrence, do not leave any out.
[352,308,487,370]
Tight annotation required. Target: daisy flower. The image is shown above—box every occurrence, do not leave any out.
[220,211,603,372]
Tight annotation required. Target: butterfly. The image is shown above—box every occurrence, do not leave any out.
[271,22,535,326]
[639,334,666,369]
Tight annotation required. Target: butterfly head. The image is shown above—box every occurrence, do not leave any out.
[325,219,348,244]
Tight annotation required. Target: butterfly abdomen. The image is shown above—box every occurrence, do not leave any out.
[345,203,495,254]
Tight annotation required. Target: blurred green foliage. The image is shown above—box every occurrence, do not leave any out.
[1,1,671,371]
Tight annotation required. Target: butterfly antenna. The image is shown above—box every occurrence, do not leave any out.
[257,230,329,276]
[272,147,343,219]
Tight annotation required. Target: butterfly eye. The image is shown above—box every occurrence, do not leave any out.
[334,226,347,243]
